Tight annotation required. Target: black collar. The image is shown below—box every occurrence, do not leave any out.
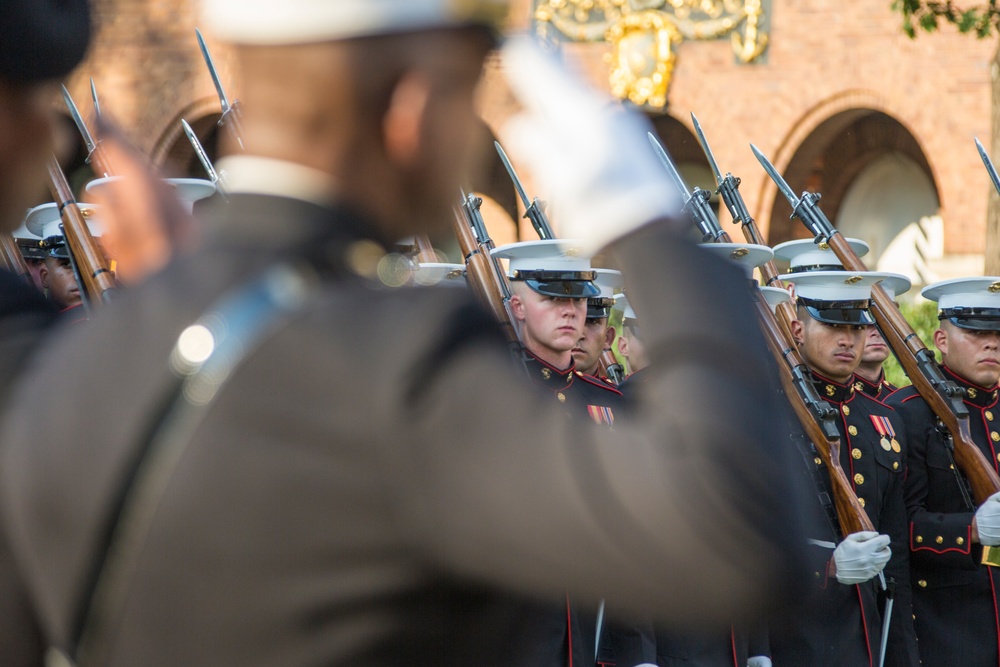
[523,350,576,392]
[853,371,886,398]
[810,370,856,404]
[941,365,1000,408]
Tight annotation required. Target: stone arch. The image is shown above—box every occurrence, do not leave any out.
[150,98,224,177]
[759,93,939,276]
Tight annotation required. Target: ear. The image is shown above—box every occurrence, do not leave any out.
[603,326,616,349]
[791,318,805,347]
[509,293,526,322]
[933,327,948,357]
[383,70,432,169]
[617,335,629,357]
[38,264,49,289]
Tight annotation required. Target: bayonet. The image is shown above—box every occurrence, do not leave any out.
[750,143,833,242]
[182,119,222,187]
[690,114,723,185]
[975,137,1000,198]
[647,133,725,242]
[90,78,101,120]
[62,85,103,171]
[494,141,553,240]
[195,28,244,149]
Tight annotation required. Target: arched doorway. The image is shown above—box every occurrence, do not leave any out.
[767,110,938,283]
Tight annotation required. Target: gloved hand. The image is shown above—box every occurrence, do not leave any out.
[975,491,1000,546]
[747,656,772,667]
[500,37,683,254]
[833,531,891,585]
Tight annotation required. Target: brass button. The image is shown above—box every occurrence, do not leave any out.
[854,473,865,485]
[855,381,863,391]
[842,405,851,416]
[826,384,835,396]
[957,537,966,545]
[858,497,866,507]
[988,411,995,422]
[993,431,1000,443]
[557,392,566,403]
[935,536,944,544]
[969,388,978,399]
[852,448,862,459]
[814,457,822,466]
[848,425,858,436]
[541,368,552,380]
[918,579,928,588]
[916,535,924,543]
[893,461,900,470]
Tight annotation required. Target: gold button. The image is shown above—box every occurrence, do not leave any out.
[843,405,851,416]
[951,463,956,469]
[852,448,862,459]
[893,461,900,470]
[854,473,865,485]
[918,580,927,588]
[814,457,822,466]
[557,393,566,403]
[916,536,923,543]
[993,432,1000,443]
[855,381,863,391]
[848,425,858,436]
[957,537,966,545]
[541,368,551,380]
[826,384,835,396]
[935,536,944,544]
[988,411,995,422]
[969,388,978,399]
[858,497,866,507]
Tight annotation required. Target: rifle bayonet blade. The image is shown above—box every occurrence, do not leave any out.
[494,141,531,210]
[647,132,690,198]
[182,119,219,184]
[61,84,97,154]
[90,78,101,120]
[975,137,1000,198]
[750,143,800,209]
[691,113,724,186]
[196,28,232,115]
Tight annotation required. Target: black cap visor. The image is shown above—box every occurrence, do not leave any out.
[514,270,600,299]
[799,297,874,326]
[587,297,614,319]
[941,307,1000,331]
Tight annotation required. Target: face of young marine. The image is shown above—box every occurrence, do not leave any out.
[794,316,866,384]
[513,287,586,368]
[861,325,891,365]
[935,322,1000,388]
[40,256,81,309]
[572,317,611,374]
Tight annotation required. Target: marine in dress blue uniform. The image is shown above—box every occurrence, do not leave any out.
[887,277,1000,667]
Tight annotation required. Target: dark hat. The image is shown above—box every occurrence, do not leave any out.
[1,0,91,83]
[587,268,622,319]
[923,277,1000,331]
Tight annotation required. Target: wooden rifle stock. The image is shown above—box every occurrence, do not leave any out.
[0,233,31,283]
[752,288,875,535]
[597,350,625,385]
[451,207,520,348]
[824,232,1000,504]
[46,156,118,306]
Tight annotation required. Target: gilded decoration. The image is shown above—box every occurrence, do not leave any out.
[535,0,769,109]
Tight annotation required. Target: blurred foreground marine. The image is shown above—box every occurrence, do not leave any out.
[888,278,1000,667]
[0,0,91,399]
[0,2,813,666]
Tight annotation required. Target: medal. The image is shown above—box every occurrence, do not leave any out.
[881,437,891,451]
[891,438,901,453]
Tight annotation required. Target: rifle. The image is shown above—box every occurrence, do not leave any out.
[655,136,875,538]
[46,156,118,307]
[62,85,115,178]
[452,190,523,358]
[182,118,226,191]
[691,114,797,343]
[753,144,1000,508]
[196,28,245,150]
[0,233,31,283]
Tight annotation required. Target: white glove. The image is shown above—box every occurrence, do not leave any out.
[500,37,682,254]
[747,657,772,667]
[976,491,1000,546]
[833,531,891,585]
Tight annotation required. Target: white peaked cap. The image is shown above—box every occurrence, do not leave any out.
[24,202,102,239]
[779,270,910,303]
[760,286,791,310]
[922,277,1000,310]
[412,262,466,286]
[699,242,773,278]
[12,223,40,241]
[773,237,870,272]
[491,239,593,275]
[200,0,509,45]
[592,268,623,299]
[86,176,216,215]
[613,293,637,321]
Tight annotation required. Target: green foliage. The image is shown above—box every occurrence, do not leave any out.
[892,0,1000,39]
[882,300,941,388]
